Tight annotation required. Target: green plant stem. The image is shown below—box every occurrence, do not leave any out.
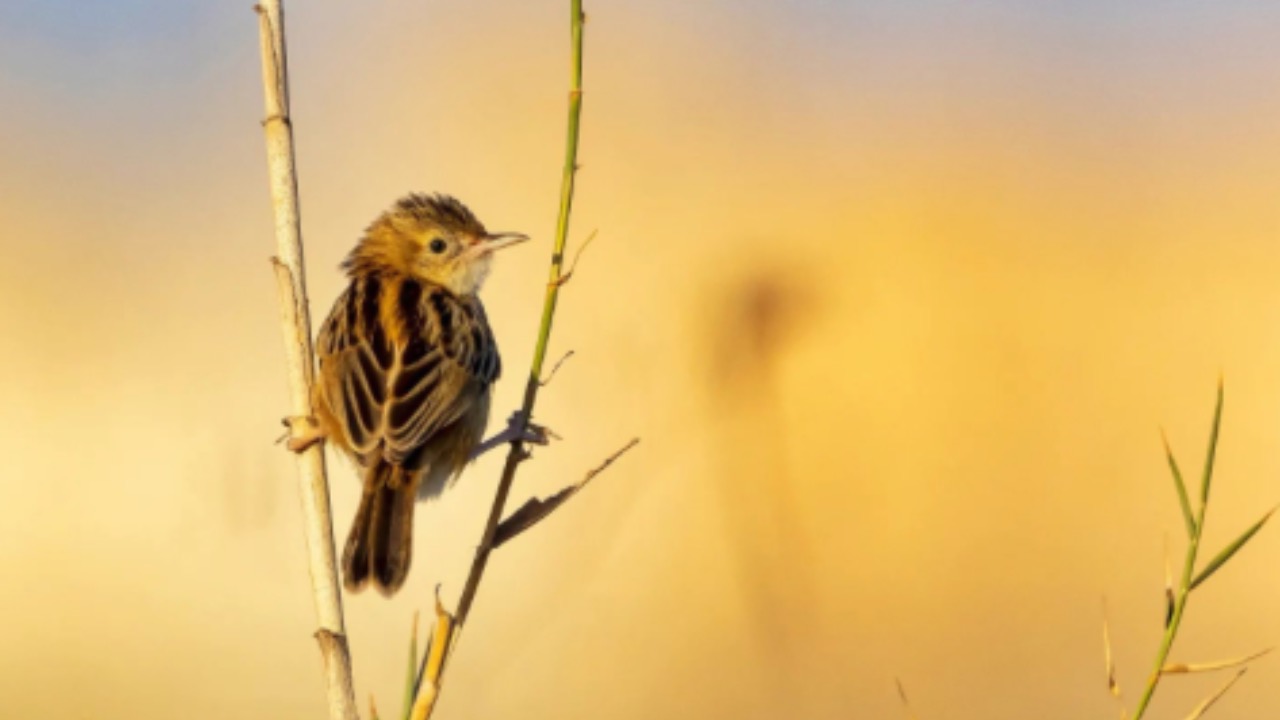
[1132,507,1207,718]
[410,0,587,709]
[454,0,584,632]
[1132,384,1224,718]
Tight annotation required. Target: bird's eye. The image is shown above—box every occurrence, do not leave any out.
[428,238,447,254]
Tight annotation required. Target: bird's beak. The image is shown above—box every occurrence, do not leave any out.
[468,231,530,258]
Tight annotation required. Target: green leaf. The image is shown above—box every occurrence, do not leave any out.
[1163,429,1197,538]
[1191,507,1276,591]
[1200,378,1224,505]
[402,611,420,720]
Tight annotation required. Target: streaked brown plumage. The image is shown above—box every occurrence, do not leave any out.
[314,193,527,596]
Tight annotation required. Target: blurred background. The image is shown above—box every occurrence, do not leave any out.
[2,0,1280,717]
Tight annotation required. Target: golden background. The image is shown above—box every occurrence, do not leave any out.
[1,1,1278,717]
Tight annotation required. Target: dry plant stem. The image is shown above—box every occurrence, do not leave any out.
[1102,598,1126,718]
[491,437,639,549]
[539,349,575,386]
[255,2,358,719]
[1184,669,1248,720]
[409,2,587,718]
[409,595,456,720]
[1163,647,1274,674]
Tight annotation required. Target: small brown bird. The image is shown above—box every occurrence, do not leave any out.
[311,193,528,596]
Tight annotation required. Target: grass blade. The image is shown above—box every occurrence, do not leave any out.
[1103,598,1123,703]
[1162,429,1196,537]
[1163,646,1273,674]
[492,438,639,549]
[1190,506,1276,591]
[402,610,420,720]
[1199,379,1224,505]
[1182,668,1247,720]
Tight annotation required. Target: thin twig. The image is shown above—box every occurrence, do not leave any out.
[401,610,421,720]
[1163,533,1175,628]
[539,349,576,386]
[550,228,598,288]
[1103,597,1126,717]
[579,437,638,488]
[254,2,358,719]
[1163,647,1274,675]
[492,438,639,549]
[1183,668,1247,720]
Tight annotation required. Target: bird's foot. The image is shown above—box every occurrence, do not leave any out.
[471,410,557,460]
[279,415,326,453]
[508,409,558,446]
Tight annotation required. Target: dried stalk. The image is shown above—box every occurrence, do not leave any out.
[1163,647,1273,675]
[1102,598,1127,719]
[491,437,639,549]
[1183,669,1248,720]
[255,2,358,718]
[409,1,589,717]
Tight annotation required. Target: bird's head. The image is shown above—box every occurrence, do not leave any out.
[345,193,528,295]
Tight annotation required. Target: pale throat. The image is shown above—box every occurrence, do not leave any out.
[435,253,493,296]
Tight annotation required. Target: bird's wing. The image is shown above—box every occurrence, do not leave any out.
[317,275,501,465]
[317,279,388,457]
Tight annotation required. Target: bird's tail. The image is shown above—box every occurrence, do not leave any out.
[342,457,419,596]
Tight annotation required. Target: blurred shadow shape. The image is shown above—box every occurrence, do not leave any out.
[698,256,824,657]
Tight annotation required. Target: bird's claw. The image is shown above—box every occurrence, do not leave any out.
[280,415,325,453]
[470,411,557,461]
[506,410,557,446]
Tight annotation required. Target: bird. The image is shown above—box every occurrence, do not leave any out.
[307,193,528,596]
